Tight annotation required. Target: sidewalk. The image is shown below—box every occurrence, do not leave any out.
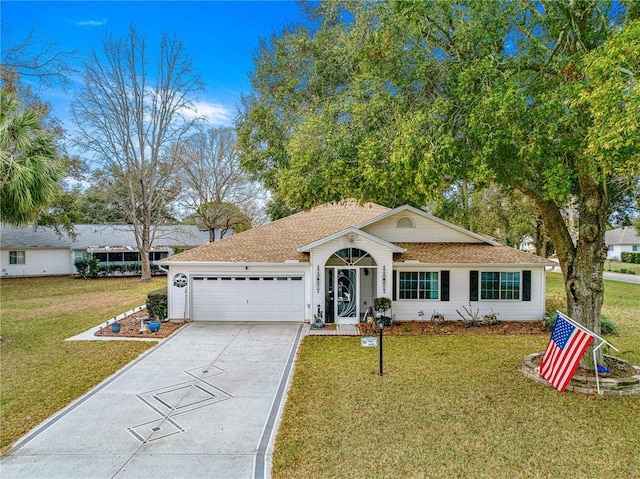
[307,324,360,336]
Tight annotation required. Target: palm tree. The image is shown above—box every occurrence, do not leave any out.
[0,90,63,224]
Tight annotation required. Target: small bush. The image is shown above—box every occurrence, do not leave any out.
[616,268,636,275]
[147,287,168,320]
[544,314,617,335]
[600,315,618,335]
[545,293,566,316]
[621,252,640,264]
[373,297,392,315]
[74,257,100,279]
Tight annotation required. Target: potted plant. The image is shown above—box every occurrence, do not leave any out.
[147,318,161,333]
[373,297,392,327]
[110,322,121,333]
[312,306,325,328]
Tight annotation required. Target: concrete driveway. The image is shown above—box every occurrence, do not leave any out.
[1,323,304,479]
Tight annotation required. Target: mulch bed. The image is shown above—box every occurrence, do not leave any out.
[95,308,187,339]
[356,320,548,336]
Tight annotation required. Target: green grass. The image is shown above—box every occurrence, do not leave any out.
[0,276,164,455]
[273,274,640,478]
[605,260,640,275]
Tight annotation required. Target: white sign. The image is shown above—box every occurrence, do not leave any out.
[361,337,377,347]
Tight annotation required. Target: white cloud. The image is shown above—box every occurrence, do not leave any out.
[188,100,234,126]
[77,18,107,26]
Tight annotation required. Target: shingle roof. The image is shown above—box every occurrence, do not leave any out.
[395,243,554,265]
[0,224,206,250]
[605,226,640,245]
[165,200,391,263]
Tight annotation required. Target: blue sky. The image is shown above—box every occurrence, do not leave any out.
[1,0,305,128]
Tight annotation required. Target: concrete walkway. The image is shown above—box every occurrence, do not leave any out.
[1,322,303,479]
[307,323,360,336]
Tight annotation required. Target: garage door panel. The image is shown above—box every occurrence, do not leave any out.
[192,276,304,322]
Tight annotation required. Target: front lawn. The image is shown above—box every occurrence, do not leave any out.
[605,260,640,275]
[273,274,640,478]
[0,276,164,455]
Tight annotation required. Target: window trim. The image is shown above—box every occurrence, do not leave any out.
[479,271,521,301]
[9,250,25,265]
[397,270,440,301]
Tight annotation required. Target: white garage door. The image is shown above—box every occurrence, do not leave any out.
[191,275,305,322]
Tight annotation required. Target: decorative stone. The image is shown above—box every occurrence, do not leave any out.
[522,353,640,396]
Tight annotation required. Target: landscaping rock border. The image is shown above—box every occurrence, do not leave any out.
[522,352,640,396]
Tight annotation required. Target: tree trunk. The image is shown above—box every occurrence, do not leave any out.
[208,227,216,243]
[139,221,153,283]
[534,215,547,257]
[534,179,609,369]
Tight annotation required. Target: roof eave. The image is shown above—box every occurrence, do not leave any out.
[299,227,405,253]
[158,260,311,267]
[393,261,556,267]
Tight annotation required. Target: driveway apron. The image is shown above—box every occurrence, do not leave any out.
[1,323,304,479]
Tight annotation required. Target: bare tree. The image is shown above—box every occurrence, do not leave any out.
[175,127,263,241]
[71,26,203,281]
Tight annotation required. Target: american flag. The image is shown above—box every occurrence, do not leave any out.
[540,315,594,392]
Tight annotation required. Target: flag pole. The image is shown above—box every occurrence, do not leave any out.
[557,311,619,395]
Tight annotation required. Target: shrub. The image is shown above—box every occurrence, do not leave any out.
[74,257,100,279]
[147,287,168,320]
[616,268,636,275]
[545,293,566,316]
[621,252,640,264]
[373,297,391,315]
[151,264,167,276]
[544,313,617,335]
[600,315,618,335]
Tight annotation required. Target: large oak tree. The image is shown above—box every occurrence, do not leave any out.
[237,1,639,364]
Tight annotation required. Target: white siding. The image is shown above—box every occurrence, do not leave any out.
[0,248,72,277]
[362,211,482,243]
[607,244,639,261]
[391,266,546,322]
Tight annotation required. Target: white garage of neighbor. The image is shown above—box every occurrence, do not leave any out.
[160,200,554,324]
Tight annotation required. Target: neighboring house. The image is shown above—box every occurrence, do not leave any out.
[605,226,640,261]
[161,200,554,324]
[0,224,206,277]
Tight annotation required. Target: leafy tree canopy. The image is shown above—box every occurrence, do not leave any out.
[237,1,639,361]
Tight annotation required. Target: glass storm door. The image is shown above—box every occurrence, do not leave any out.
[335,268,358,320]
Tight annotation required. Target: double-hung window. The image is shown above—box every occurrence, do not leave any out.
[9,251,25,265]
[480,271,520,300]
[399,271,439,300]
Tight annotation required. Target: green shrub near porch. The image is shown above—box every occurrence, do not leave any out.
[146,287,168,320]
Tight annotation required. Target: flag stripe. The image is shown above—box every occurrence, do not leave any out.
[540,315,594,392]
[549,332,590,390]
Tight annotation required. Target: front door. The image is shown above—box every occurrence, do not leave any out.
[335,268,358,323]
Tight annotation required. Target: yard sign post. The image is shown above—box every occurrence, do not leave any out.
[377,318,384,376]
[556,311,619,395]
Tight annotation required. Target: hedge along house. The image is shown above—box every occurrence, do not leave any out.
[160,200,554,324]
[0,224,206,277]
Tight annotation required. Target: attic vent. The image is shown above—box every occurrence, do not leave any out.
[396,216,415,228]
